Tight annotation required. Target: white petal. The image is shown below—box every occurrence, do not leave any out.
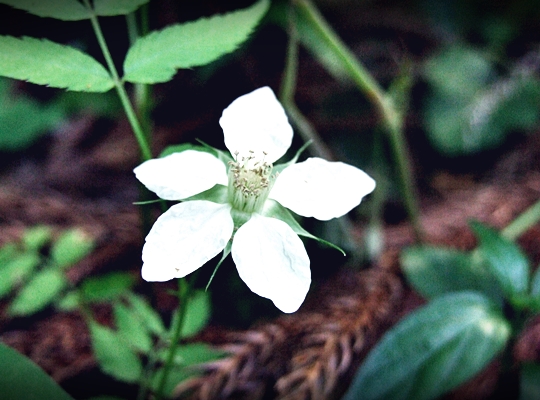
[232,214,310,313]
[219,87,293,163]
[270,157,376,221]
[141,201,233,281]
[134,151,228,200]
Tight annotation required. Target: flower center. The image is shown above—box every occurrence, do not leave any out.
[228,151,274,215]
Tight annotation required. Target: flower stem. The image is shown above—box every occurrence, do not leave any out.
[83,0,152,161]
[293,0,424,243]
[502,198,540,241]
[154,278,192,400]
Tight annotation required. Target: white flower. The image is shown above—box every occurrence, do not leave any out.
[134,87,376,313]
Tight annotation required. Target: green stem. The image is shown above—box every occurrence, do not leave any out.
[293,0,424,242]
[84,0,152,161]
[154,278,193,400]
[502,198,540,241]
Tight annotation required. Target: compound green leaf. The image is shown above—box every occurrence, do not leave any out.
[113,301,153,353]
[89,321,142,383]
[0,36,114,92]
[123,0,269,83]
[0,342,74,400]
[343,292,510,400]
[50,228,94,269]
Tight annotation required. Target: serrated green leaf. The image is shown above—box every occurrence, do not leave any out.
[125,293,166,336]
[89,321,142,383]
[343,292,511,400]
[0,252,42,298]
[50,228,94,269]
[401,245,503,303]
[22,225,53,251]
[0,36,114,92]
[93,0,149,16]
[123,0,269,83]
[0,342,74,400]
[113,301,153,353]
[0,0,149,20]
[263,199,345,255]
[9,269,67,316]
[470,221,530,302]
[80,272,135,303]
[0,0,90,21]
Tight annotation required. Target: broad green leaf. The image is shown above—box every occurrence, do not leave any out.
[80,272,135,303]
[22,225,52,252]
[263,199,345,255]
[113,301,153,353]
[470,221,530,302]
[401,245,503,303]
[520,363,540,400]
[343,292,511,400]
[9,269,67,316]
[50,228,94,269]
[93,0,149,16]
[89,321,142,383]
[0,0,90,21]
[123,0,269,83]
[0,251,41,298]
[125,293,166,336]
[0,342,74,400]
[0,36,114,92]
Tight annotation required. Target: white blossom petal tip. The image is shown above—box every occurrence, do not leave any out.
[220,87,293,163]
[141,201,233,282]
[134,150,228,200]
[232,214,311,313]
[270,157,376,221]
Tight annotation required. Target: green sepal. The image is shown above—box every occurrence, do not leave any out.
[273,140,312,174]
[206,241,232,291]
[263,199,345,255]
[183,184,228,204]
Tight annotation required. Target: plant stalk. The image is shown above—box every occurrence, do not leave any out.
[293,0,424,242]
